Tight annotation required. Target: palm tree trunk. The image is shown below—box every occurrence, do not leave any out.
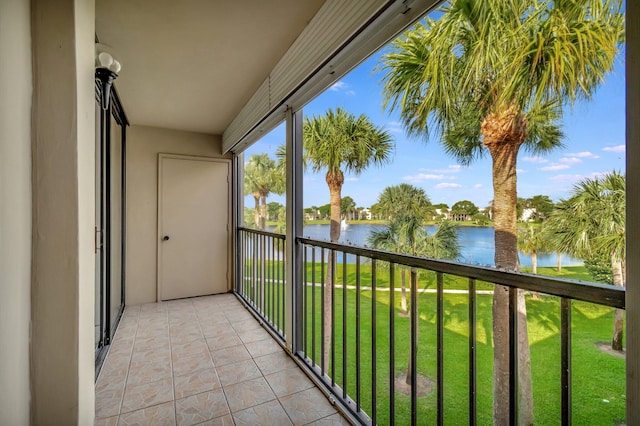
[253,194,260,228]
[488,138,534,426]
[531,251,537,275]
[323,172,343,371]
[260,194,267,230]
[611,255,624,351]
[557,252,562,272]
[400,268,408,314]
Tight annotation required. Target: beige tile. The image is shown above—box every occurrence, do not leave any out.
[134,335,171,351]
[98,357,130,386]
[210,344,251,367]
[136,324,169,339]
[96,387,124,419]
[199,321,232,337]
[170,319,200,331]
[306,413,351,425]
[117,401,175,426]
[94,414,118,426]
[205,333,242,352]
[223,311,254,322]
[174,368,221,399]
[231,318,262,332]
[171,332,204,346]
[244,338,282,358]
[123,305,141,318]
[216,359,262,387]
[121,378,173,414]
[232,400,292,426]
[96,366,128,394]
[236,327,270,344]
[279,388,337,426]
[127,359,172,386]
[196,313,228,324]
[173,351,213,377]
[222,377,276,413]
[175,389,230,426]
[253,351,296,376]
[109,338,135,356]
[171,339,210,361]
[193,414,234,425]
[130,347,171,368]
[115,324,138,340]
[264,368,315,397]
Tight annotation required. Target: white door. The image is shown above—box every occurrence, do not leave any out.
[158,155,230,300]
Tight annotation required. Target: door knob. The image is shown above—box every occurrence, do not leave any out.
[162,235,170,241]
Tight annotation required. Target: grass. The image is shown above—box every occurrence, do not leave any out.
[241,263,626,424]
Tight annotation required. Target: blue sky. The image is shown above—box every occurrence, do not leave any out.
[245,47,625,210]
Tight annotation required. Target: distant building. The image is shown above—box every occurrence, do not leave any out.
[359,208,372,220]
[520,208,537,222]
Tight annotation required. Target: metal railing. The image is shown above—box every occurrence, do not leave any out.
[236,227,286,340]
[296,238,625,426]
[235,229,626,425]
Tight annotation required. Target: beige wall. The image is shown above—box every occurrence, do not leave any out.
[126,125,229,305]
[0,1,32,424]
[30,0,95,424]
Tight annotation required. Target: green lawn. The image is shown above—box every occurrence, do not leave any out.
[241,263,625,424]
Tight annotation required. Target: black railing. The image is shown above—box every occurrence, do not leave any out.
[236,227,286,340]
[296,238,625,426]
[235,229,626,425]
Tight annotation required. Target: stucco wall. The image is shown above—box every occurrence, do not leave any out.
[126,125,229,305]
[0,1,32,424]
[30,0,95,423]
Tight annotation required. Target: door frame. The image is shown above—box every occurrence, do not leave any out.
[156,153,232,301]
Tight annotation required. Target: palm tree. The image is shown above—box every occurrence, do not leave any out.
[304,107,394,369]
[244,153,284,229]
[380,1,623,423]
[377,183,431,221]
[369,216,460,385]
[547,172,626,350]
[371,183,432,313]
[517,223,550,275]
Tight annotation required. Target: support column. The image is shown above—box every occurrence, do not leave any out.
[285,108,304,353]
[0,1,32,424]
[626,4,640,424]
[30,0,95,423]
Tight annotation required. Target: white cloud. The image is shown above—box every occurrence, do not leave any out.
[568,151,599,159]
[329,81,347,91]
[603,144,625,153]
[549,172,607,183]
[421,165,463,174]
[403,173,446,182]
[386,121,404,134]
[559,157,582,165]
[548,174,584,183]
[435,182,463,189]
[539,164,570,172]
[344,177,359,182]
[516,169,526,173]
[522,156,548,164]
[346,90,356,96]
[474,184,483,189]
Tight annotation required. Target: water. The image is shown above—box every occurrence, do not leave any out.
[300,223,582,268]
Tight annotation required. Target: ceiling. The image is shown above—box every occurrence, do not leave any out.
[96,0,325,135]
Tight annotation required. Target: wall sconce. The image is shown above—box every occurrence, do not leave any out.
[95,43,122,110]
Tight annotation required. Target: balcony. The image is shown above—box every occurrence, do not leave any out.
[95,293,349,425]
[236,228,626,425]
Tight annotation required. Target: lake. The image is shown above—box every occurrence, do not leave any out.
[298,223,582,268]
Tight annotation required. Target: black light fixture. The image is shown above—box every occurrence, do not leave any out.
[95,43,121,110]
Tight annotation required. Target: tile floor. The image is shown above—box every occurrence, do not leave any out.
[95,293,350,426]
